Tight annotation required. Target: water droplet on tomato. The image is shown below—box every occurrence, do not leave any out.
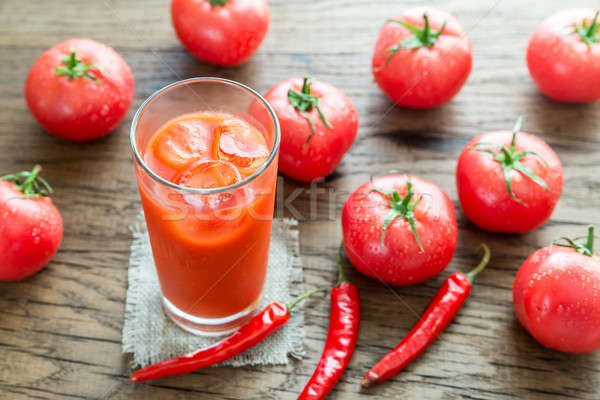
[566,320,574,328]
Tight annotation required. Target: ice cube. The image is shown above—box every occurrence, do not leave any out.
[175,159,242,190]
[215,119,269,175]
[154,120,213,168]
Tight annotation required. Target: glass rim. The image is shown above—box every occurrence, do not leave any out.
[130,77,281,195]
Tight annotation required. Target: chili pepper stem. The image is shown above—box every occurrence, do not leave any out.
[465,243,491,283]
[286,288,325,310]
[336,242,348,285]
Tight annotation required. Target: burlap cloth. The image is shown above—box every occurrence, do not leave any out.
[122,216,305,367]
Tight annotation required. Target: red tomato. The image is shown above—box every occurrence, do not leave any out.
[372,7,472,109]
[456,118,563,233]
[0,167,63,281]
[527,9,600,103]
[342,174,457,285]
[513,227,600,353]
[257,77,358,182]
[25,39,134,142]
[171,0,270,66]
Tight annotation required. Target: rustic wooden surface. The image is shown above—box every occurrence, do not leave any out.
[1,0,600,398]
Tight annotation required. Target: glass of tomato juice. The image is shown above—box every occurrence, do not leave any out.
[130,78,280,336]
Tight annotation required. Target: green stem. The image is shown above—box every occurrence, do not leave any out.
[208,0,228,5]
[422,14,431,43]
[510,115,523,150]
[575,11,600,47]
[286,288,325,310]
[336,242,348,286]
[472,116,549,205]
[287,76,332,141]
[587,226,595,254]
[383,14,447,64]
[55,48,103,82]
[301,76,311,95]
[465,243,491,283]
[0,165,53,197]
[374,174,424,253]
[588,12,599,35]
[554,226,597,257]
[23,165,41,187]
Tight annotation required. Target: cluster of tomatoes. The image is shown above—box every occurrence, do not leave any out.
[1,0,600,390]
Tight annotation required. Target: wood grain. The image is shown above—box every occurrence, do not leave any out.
[1,0,599,398]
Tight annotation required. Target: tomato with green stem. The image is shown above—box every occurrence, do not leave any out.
[342,174,457,285]
[171,0,270,66]
[456,117,563,233]
[527,9,600,103]
[25,39,134,142]
[371,7,472,109]
[255,77,358,182]
[513,226,600,353]
[0,166,63,281]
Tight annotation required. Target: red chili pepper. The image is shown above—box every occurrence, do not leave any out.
[130,289,322,383]
[362,243,491,388]
[298,244,361,400]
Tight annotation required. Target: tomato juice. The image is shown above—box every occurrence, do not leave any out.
[136,111,277,332]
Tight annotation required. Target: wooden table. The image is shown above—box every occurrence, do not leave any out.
[1,0,600,398]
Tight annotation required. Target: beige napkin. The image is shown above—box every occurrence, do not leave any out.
[122,215,305,368]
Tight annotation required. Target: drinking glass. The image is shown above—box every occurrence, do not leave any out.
[130,78,280,336]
